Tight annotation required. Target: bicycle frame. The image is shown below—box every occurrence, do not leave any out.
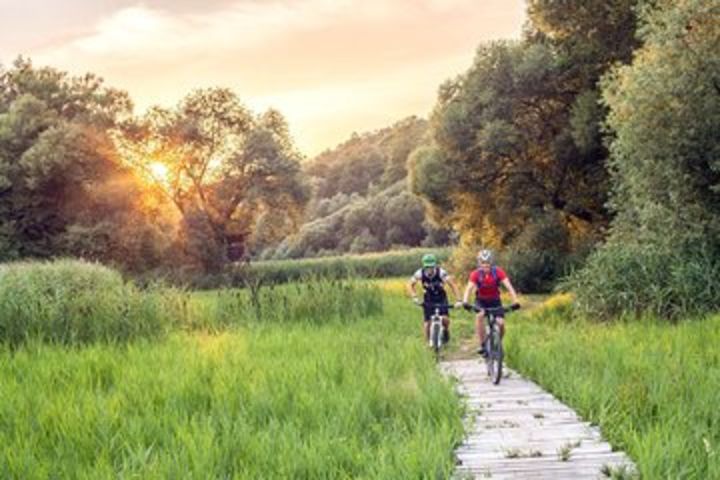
[483,309,503,384]
[469,304,518,385]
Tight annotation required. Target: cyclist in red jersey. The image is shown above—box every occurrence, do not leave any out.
[462,249,520,356]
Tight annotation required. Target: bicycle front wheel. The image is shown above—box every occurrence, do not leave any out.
[489,329,503,385]
[431,322,441,355]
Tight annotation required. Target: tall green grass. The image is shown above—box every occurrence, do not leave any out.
[0,298,462,478]
[182,248,452,288]
[0,261,384,346]
[183,278,384,330]
[505,298,720,478]
[0,260,173,346]
[247,248,452,283]
[0,263,463,477]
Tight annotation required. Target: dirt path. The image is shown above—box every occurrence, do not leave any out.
[441,360,636,479]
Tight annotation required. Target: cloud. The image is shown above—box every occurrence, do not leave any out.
[35,0,516,66]
[24,0,525,154]
[36,0,372,61]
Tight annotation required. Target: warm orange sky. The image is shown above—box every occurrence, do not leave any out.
[1,0,526,156]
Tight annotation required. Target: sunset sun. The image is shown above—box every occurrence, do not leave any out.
[148,161,169,182]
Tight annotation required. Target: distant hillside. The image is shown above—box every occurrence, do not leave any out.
[307,116,428,198]
[255,117,450,259]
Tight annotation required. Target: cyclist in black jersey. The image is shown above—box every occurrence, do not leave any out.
[406,253,462,345]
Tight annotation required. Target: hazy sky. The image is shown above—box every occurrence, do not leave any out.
[1,0,526,156]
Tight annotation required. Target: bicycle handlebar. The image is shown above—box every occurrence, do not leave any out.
[415,302,456,309]
[413,302,520,313]
[463,303,521,313]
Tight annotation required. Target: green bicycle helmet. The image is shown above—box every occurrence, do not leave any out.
[422,253,438,268]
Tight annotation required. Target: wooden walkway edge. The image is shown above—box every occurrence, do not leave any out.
[441,360,637,479]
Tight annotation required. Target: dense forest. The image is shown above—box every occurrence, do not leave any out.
[1,0,719,316]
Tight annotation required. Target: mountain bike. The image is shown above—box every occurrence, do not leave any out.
[416,302,454,361]
[466,303,520,385]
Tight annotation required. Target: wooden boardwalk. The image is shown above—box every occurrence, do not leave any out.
[441,360,636,479]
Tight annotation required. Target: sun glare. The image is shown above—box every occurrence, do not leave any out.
[149,162,169,181]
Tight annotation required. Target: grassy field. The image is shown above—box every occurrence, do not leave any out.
[0,264,464,479]
[389,282,720,478]
[4,261,718,478]
[384,284,720,478]
[504,296,720,479]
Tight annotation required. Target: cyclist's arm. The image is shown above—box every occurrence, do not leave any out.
[462,281,476,304]
[406,277,419,300]
[501,278,520,304]
[444,275,462,301]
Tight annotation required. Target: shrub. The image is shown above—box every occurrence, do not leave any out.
[501,248,566,293]
[0,259,174,346]
[562,242,720,320]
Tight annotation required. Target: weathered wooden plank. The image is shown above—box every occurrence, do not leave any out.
[441,360,636,479]
[457,458,631,471]
[458,440,611,451]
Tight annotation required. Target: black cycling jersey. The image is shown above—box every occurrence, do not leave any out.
[412,267,448,301]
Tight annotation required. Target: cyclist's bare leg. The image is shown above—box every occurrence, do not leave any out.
[442,315,450,330]
[423,321,430,342]
[497,316,505,338]
[475,312,486,346]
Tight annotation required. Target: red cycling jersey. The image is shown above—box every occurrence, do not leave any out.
[469,267,507,300]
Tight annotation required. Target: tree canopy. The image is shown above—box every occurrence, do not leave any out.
[0,60,309,273]
[601,0,720,246]
[565,0,720,319]
[409,0,642,275]
[2,0,719,303]
[0,58,168,267]
[117,88,308,270]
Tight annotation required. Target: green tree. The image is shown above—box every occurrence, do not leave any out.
[413,42,609,249]
[0,58,141,261]
[568,0,720,319]
[379,117,428,186]
[527,0,639,69]
[117,88,309,270]
[408,145,454,224]
[411,0,641,273]
[383,191,426,247]
[349,228,381,254]
[600,0,720,245]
